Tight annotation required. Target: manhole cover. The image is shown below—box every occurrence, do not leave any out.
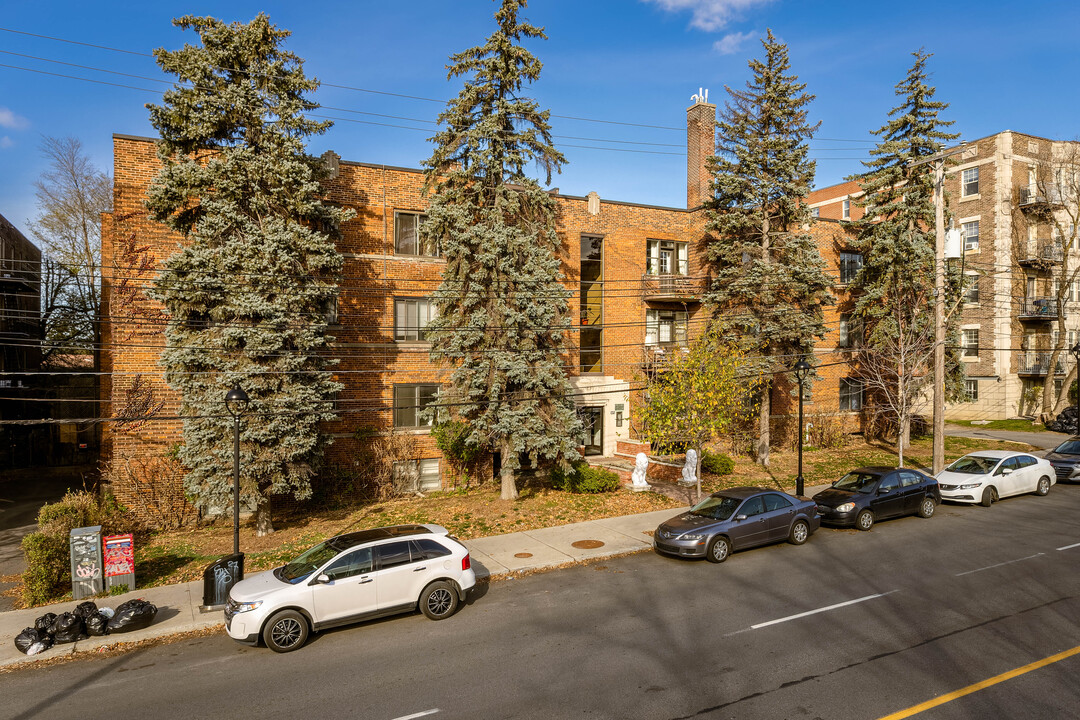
[514,552,533,558]
[571,539,604,549]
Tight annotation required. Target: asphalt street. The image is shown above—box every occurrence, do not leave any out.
[4,483,1079,720]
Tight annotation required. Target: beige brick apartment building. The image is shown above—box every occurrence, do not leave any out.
[102,96,865,495]
[808,131,1080,421]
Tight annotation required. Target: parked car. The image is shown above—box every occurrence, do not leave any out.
[225,524,476,653]
[1044,438,1080,483]
[813,466,940,531]
[653,487,820,563]
[936,450,1054,506]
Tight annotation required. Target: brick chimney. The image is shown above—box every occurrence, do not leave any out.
[687,90,716,209]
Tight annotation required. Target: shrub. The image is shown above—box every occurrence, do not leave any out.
[550,461,620,494]
[21,490,142,607]
[701,451,734,476]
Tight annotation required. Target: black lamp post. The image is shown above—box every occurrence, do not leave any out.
[225,386,249,556]
[792,359,811,497]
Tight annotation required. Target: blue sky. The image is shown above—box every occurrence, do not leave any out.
[3,0,1080,239]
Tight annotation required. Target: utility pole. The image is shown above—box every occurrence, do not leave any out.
[910,144,969,474]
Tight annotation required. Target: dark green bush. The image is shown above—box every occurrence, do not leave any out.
[21,490,141,607]
[701,451,734,476]
[550,461,620,494]
[432,421,483,467]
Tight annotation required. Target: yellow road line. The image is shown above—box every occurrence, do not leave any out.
[878,644,1080,719]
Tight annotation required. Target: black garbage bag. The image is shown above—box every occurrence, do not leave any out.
[106,599,157,634]
[84,611,110,637]
[15,627,40,654]
[34,612,57,636]
[1048,406,1079,434]
[73,601,99,619]
[52,612,87,644]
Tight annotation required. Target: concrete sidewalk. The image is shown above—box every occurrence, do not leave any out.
[0,504,700,670]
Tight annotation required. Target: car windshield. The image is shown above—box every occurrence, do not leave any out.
[945,455,998,474]
[832,472,880,493]
[689,495,743,521]
[279,540,346,583]
[1052,440,1080,455]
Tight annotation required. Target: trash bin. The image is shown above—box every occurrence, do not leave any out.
[70,526,103,600]
[200,553,244,611]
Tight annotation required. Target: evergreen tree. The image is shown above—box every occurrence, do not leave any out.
[704,30,833,468]
[423,0,581,500]
[848,49,962,460]
[145,15,347,534]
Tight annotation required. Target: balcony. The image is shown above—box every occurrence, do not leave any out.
[641,274,707,303]
[1018,297,1059,322]
[642,342,689,374]
[1017,241,1064,268]
[1018,183,1065,210]
[1017,352,1069,377]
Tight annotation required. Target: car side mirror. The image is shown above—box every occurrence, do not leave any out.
[878,487,891,495]
[999,468,1013,476]
[735,514,747,522]
[311,573,330,585]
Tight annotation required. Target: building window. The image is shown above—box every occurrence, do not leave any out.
[961,329,979,359]
[962,167,979,197]
[322,296,339,325]
[962,220,979,251]
[393,459,441,493]
[965,379,979,402]
[394,212,438,256]
[838,314,861,348]
[811,207,820,218]
[393,384,439,428]
[842,199,851,220]
[580,235,603,373]
[964,274,980,304]
[645,309,688,346]
[839,252,863,284]
[646,239,688,276]
[839,378,864,411]
[394,298,435,341]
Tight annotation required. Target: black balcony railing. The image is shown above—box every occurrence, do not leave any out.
[1018,242,1064,267]
[1018,297,1059,320]
[1018,352,1069,376]
[641,274,707,302]
[1018,183,1065,208]
[642,341,689,373]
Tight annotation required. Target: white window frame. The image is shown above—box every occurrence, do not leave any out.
[393,384,439,428]
[646,239,689,276]
[394,297,436,342]
[394,211,437,257]
[960,327,980,361]
[963,273,980,305]
[645,309,688,346]
[842,199,851,220]
[962,167,979,197]
[961,219,980,251]
[965,379,979,402]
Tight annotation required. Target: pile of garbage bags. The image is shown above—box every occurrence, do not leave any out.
[13,598,158,655]
[1046,406,1079,434]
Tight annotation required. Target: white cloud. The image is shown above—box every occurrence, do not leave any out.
[0,136,12,149]
[714,30,757,54]
[0,107,30,130]
[643,0,773,32]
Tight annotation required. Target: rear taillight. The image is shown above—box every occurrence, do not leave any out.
[461,553,471,571]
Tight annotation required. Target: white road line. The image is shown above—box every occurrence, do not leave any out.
[955,553,1045,577]
[390,711,439,720]
[748,592,896,630]
[1058,542,1080,551]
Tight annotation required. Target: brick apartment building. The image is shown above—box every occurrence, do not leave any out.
[102,95,864,496]
[808,130,1080,421]
[0,212,42,467]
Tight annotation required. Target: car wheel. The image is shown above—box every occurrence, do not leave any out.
[263,610,309,653]
[1036,476,1051,496]
[705,536,731,563]
[420,580,460,620]
[789,520,810,545]
[856,509,874,531]
[980,487,996,507]
[917,497,936,518]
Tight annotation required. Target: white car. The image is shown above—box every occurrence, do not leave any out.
[936,450,1055,506]
[225,524,476,652]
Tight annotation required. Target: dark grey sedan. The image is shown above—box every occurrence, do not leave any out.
[653,487,821,563]
[1045,438,1080,483]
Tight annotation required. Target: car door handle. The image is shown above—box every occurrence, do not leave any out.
[412,566,427,572]
[358,577,373,584]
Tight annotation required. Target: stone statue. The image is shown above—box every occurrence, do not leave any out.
[631,452,650,491]
[680,448,698,486]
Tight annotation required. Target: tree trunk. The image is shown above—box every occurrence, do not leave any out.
[757,383,770,468]
[500,436,518,500]
[254,493,274,537]
[898,413,908,468]
[695,444,703,501]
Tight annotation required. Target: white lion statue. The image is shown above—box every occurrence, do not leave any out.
[631,452,650,491]
[680,448,698,486]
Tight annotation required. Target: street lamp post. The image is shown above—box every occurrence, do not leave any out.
[225,386,249,556]
[792,359,811,497]
[1072,344,1080,432]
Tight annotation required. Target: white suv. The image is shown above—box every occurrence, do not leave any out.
[225,524,476,652]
